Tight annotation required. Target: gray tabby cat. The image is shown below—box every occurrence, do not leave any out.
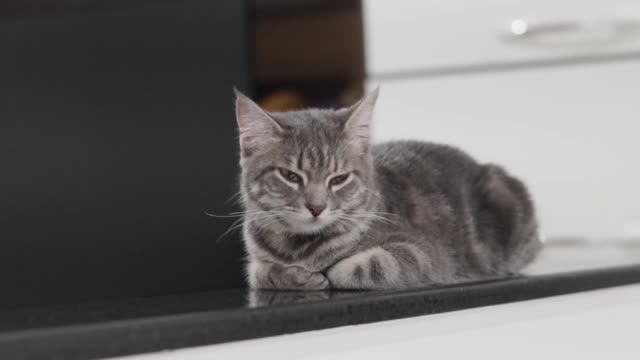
[235,88,541,290]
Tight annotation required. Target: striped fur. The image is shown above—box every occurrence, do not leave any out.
[235,90,541,290]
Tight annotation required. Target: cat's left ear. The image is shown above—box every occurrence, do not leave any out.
[344,87,379,152]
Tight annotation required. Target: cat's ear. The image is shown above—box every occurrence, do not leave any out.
[234,89,283,157]
[344,87,379,152]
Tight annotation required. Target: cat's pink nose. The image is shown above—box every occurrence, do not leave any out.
[305,204,326,218]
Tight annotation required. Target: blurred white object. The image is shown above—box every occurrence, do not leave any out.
[510,19,529,36]
[506,17,640,48]
[364,0,640,75]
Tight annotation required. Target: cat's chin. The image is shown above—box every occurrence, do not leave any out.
[283,217,333,234]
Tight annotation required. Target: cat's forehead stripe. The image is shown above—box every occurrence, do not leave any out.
[329,156,336,173]
[317,145,325,168]
[313,145,323,168]
[296,147,304,171]
[300,144,323,170]
[305,146,316,168]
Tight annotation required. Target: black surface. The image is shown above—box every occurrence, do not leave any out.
[1,265,640,360]
[0,0,249,309]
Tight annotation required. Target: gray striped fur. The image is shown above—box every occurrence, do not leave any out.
[235,89,541,290]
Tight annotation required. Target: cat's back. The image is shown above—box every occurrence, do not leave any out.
[372,140,541,275]
[372,140,482,191]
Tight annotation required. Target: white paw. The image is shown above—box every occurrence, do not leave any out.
[326,259,362,289]
[327,247,400,289]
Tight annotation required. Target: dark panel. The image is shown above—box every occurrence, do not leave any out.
[0,0,249,309]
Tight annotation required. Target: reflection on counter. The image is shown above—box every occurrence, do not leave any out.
[246,240,640,308]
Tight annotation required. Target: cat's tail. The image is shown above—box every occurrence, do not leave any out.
[477,164,543,273]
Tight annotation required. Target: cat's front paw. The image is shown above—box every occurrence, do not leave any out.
[284,265,330,290]
[327,247,401,289]
[326,257,366,289]
[249,261,330,290]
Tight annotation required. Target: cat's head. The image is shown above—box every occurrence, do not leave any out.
[234,89,379,234]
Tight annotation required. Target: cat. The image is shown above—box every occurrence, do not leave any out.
[234,88,541,290]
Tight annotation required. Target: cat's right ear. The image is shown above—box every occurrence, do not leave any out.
[234,89,283,157]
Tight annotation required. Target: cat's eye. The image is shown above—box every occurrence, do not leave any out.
[329,173,350,187]
[278,168,303,184]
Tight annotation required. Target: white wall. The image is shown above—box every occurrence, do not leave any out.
[367,61,640,239]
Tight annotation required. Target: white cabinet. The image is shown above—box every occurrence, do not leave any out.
[365,0,640,76]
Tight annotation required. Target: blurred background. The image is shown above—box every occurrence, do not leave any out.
[253,0,640,243]
[1,0,639,309]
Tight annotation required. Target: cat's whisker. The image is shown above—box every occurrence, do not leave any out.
[367,214,396,224]
[216,210,285,241]
[332,217,353,231]
[205,212,245,218]
[224,191,244,205]
[247,212,282,222]
[348,210,397,226]
[206,209,270,218]
[216,217,246,241]
[364,212,398,221]
[334,213,365,228]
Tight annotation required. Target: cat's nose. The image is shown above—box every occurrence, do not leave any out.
[305,204,326,218]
